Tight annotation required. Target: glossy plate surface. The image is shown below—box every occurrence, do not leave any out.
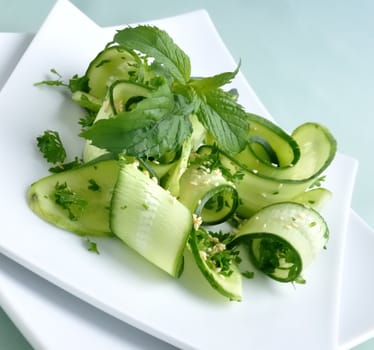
[0,1,358,349]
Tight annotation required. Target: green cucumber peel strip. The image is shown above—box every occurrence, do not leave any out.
[189,227,242,301]
[178,164,239,225]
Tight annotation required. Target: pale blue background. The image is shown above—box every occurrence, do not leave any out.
[0,0,373,349]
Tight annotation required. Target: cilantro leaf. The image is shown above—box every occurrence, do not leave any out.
[114,25,191,84]
[196,88,249,154]
[37,130,67,164]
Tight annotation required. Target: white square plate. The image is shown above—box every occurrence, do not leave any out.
[0,1,358,349]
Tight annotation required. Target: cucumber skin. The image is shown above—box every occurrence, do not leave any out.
[189,228,242,301]
[27,160,119,237]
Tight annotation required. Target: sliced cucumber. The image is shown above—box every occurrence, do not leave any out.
[292,187,332,211]
[189,228,242,301]
[232,202,328,282]
[27,160,119,237]
[85,46,145,100]
[71,91,102,112]
[215,115,337,216]
[110,162,192,277]
[178,165,239,225]
[83,80,151,163]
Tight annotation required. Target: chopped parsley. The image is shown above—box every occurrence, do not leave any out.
[241,271,255,279]
[194,228,240,277]
[88,179,100,192]
[54,182,87,221]
[37,130,66,164]
[85,238,100,254]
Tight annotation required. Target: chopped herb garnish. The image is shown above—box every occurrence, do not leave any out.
[49,157,82,173]
[194,228,240,277]
[54,182,87,221]
[37,130,66,164]
[242,271,255,279]
[88,179,100,191]
[34,68,88,93]
[85,238,100,254]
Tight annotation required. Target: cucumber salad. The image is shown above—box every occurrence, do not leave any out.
[28,25,337,301]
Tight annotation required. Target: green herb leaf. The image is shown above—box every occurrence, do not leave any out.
[37,130,67,164]
[114,25,191,84]
[190,65,240,92]
[194,229,241,277]
[68,74,89,93]
[54,182,87,221]
[34,68,67,88]
[49,157,82,173]
[242,271,255,279]
[85,238,100,254]
[81,81,192,158]
[88,179,101,191]
[196,89,249,154]
[79,110,97,129]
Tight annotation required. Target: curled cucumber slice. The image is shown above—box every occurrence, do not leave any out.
[232,202,329,282]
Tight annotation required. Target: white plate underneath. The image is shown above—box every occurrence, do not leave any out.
[0,1,362,349]
[0,211,372,350]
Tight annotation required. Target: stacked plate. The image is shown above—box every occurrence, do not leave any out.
[0,1,373,349]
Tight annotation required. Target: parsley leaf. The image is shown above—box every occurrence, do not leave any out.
[49,157,82,173]
[37,130,66,164]
[54,182,87,221]
[68,74,89,93]
[114,25,191,84]
[242,271,255,279]
[34,68,66,88]
[88,179,101,191]
[34,69,88,93]
[85,238,100,254]
[194,229,241,277]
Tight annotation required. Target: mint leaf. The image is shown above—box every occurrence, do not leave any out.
[114,26,191,84]
[196,89,249,154]
[81,81,192,158]
[190,65,239,92]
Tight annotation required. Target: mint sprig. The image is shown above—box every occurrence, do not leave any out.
[114,25,191,84]
[81,80,192,158]
[81,26,249,157]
